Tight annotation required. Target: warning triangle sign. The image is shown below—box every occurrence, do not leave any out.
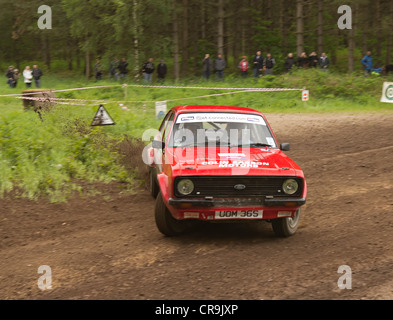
[91,105,116,126]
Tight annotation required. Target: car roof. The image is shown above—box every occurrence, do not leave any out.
[171,105,264,116]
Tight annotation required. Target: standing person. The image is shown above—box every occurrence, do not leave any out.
[202,54,212,80]
[142,57,155,83]
[319,52,330,72]
[263,53,276,76]
[214,54,226,81]
[252,50,264,78]
[297,52,308,68]
[361,51,373,77]
[109,57,119,80]
[23,66,33,88]
[308,52,319,68]
[5,66,15,88]
[238,56,249,78]
[13,69,20,88]
[118,57,128,80]
[284,53,296,73]
[94,58,103,80]
[157,59,167,83]
[32,65,43,88]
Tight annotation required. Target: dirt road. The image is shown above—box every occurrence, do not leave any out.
[1,111,392,300]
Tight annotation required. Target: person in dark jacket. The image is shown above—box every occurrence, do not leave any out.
[6,66,15,88]
[297,52,308,68]
[263,53,276,75]
[157,59,167,83]
[252,51,264,78]
[142,58,155,83]
[202,53,212,80]
[94,58,103,80]
[118,58,128,80]
[32,65,43,88]
[308,52,319,68]
[214,54,226,81]
[319,52,330,72]
[284,53,296,73]
[383,64,393,75]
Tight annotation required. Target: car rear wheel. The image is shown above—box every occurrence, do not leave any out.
[149,169,159,198]
[272,209,301,237]
[155,192,188,236]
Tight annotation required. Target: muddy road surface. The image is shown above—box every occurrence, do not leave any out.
[1,111,392,300]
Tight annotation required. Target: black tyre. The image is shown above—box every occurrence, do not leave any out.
[272,209,301,237]
[149,169,159,198]
[155,192,188,236]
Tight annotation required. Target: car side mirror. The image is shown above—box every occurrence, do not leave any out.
[280,143,290,151]
[152,140,165,150]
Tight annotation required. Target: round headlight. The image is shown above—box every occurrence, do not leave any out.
[177,179,194,195]
[282,179,299,195]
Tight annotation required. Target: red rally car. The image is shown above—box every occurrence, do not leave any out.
[145,105,307,237]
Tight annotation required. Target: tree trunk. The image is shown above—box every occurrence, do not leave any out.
[181,0,189,76]
[296,0,304,57]
[376,0,382,61]
[85,48,90,80]
[317,0,323,54]
[348,4,356,73]
[133,0,140,81]
[173,0,180,81]
[280,0,288,55]
[386,1,393,65]
[217,0,224,55]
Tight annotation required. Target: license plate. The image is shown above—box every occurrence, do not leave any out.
[215,210,263,220]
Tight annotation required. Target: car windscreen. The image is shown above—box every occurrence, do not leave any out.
[168,112,277,148]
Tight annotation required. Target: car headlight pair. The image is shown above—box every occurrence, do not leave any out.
[177,179,194,195]
[282,179,299,195]
[177,178,299,196]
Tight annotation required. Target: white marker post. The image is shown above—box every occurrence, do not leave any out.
[302,90,309,102]
[381,82,393,103]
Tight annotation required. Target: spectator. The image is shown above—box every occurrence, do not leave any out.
[383,64,393,75]
[319,52,330,72]
[94,58,103,80]
[308,52,319,68]
[5,66,15,88]
[157,59,167,83]
[142,57,155,83]
[284,53,296,73]
[214,54,226,81]
[202,54,212,80]
[118,57,128,80]
[23,66,33,88]
[13,69,20,88]
[361,51,373,77]
[297,52,308,68]
[252,50,264,78]
[109,57,119,80]
[238,56,249,78]
[263,53,276,75]
[32,65,43,88]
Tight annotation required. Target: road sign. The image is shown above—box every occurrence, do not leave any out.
[91,105,115,126]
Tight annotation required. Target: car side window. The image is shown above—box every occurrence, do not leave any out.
[162,112,175,144]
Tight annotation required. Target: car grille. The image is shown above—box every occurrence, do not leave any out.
[174,176,303,198]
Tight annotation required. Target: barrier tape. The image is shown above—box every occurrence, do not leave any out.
[0,83,304,98]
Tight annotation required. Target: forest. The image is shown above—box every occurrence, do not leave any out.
[0,0,392,80]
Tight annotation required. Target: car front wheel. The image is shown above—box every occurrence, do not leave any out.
[155,192,188,236]
[272,209,301,237]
